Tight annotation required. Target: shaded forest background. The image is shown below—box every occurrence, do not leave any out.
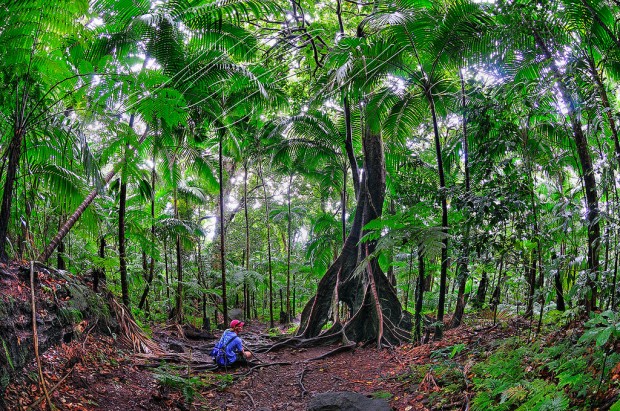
[2,0,620,382]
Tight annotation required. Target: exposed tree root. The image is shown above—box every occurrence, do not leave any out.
[305,342,356,362]
[294,126,412,348]
[254,325,344,353]
[298,366,308,399]
[241,390,255,408]
[235,361,293,377]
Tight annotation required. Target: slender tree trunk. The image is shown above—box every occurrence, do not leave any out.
[93,236,106,292]
[259,163,274,328]
[286,174,293,322]
[0,128,25,261]
[164,240,170,301]
[138,161,156,310]
[451,70,471,328]
[118,177,130,308]
[533,29,600,312]
[341,169,347,244]
[612,237,619,309]
[553,251,565,311]
[427,90,449,340]
[525,250,536,317]
[173,190,183,322]
[218,131,228,327]
[490,255,504,324]
[404,246,414,310]
[413,246,425,343]
[243,162,251,320]
[57,240,66,270]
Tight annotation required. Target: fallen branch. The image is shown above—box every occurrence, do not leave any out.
[27,364,76,410]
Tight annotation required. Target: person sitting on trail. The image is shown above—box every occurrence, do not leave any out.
[210,319,252,367]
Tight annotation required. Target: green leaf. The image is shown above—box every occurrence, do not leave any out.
[610,399,620,411]
[596,326,613,348]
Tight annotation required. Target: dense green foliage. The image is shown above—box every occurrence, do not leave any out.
[2,0,620,355]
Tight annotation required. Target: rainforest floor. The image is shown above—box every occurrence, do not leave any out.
[2,261,617,411]
[4,313,554,411]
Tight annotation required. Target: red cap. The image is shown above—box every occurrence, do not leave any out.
[230,319,244,328]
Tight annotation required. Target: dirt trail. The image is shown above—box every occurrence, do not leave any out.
[5,320,511,410]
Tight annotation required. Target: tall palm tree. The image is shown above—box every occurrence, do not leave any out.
[363,0,489,337]
[0,0,93,261]
[38,0,277,265]
[490,0,602,310]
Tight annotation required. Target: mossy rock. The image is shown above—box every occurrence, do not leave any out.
[0,263,114,403]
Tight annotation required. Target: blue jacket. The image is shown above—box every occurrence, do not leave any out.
[210,329,243,366]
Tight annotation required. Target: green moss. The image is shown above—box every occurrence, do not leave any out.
[1,338,12,370]
[59,307,83,324]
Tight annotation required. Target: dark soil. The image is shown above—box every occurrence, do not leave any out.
[1,261,539,411]
[3,317,520,411]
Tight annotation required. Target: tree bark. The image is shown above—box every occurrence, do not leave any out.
[450,70,471,328]
[413,246,425,343]
[427,89,449,340]
[218,130,228,327]
[0,128,25,261]
[297,119,410,345]
[533,28,601,312]
[118,178,130,308]
[138,161,157,310]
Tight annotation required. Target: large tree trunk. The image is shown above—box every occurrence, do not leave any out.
[297,122,410,346]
